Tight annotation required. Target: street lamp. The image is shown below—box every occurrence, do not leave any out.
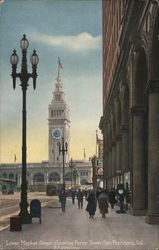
[10,34,39,224]
[58,137,68,189]
[69,158,75,188]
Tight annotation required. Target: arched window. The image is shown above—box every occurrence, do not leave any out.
[9,183,15,192]
[2,173,7,178]
[81,179,88,185]
[2,184,7,193]
[9,173,14,179]
[49,172,60,182]
[65,172,72,182]
[33,172,44,184]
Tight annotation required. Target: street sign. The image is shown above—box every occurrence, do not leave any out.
[96,167,103,175]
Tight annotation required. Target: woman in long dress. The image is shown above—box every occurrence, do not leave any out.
[98,190,109,218]
[86,191,96,219]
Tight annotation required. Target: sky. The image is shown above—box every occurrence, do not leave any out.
[0,0,102,163]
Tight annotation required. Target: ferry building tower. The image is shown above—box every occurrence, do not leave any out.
[48,61,70,165]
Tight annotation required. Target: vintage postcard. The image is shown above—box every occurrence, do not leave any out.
[0,1,159,250]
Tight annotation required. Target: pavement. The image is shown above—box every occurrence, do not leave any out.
[0,198,159,250]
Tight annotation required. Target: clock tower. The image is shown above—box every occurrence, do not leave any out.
[48,66,70,164]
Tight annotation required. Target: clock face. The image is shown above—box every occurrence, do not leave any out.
[52,128,62,139]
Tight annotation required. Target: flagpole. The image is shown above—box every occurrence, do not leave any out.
[58,57,60,77]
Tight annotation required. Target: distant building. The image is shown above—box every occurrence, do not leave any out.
[0,65,92,192]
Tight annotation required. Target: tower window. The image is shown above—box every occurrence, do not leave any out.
[55,94,60,101]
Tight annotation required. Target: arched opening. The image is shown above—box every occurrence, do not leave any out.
[151,9,159,79]
[2,173,7,179]
[8,183,15,193]
[65,172,72,182]
[81,179,88,185]
[48,172,60,182]
[9,173,14,180]
[134,49,147,105]
[33,172,44,184]
[2,184,7,194]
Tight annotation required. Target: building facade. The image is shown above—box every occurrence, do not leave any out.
[0,66,92,192]
[100,0,159,224]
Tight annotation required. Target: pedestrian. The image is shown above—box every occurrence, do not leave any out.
[98,190,109,218]
[59,188,66,212]
[84,189,88,200]
[109,188,117,209]
[86,191,96,218]
[96,187,102,207]
[76,188,84,209]
[71,189,76,204]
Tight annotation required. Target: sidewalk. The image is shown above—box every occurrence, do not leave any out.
[0,198,158,250]
[0,192,56,231]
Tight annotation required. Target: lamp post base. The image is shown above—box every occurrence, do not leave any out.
[19,201,31,224]
[19,212,31,224]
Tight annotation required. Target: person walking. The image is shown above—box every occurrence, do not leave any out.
[86,191,96,219]
[71,189,76,204]
[98,190,109,218]
[109,188,117,209]
[59,188,67,212]
[84,189,88,200]
[96,187,102,207]
[76,188,84,209]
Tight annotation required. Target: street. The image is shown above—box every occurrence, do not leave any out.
[0,196,158,250]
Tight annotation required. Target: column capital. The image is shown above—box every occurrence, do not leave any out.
[146,80,159,94]
[130,105,146,116]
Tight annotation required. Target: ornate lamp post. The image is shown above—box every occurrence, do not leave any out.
[10,34,39,224]
[58,137,68,189]
[69,158,75,188]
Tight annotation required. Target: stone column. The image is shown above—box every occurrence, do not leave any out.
[145,80,159,224]
[131,106,147,215]
[108,149,112,189]
[116,134,122,182]
[104,151,109,189]
[111,142,116,187]
[103,129,109,189]
[121,125,129,174]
